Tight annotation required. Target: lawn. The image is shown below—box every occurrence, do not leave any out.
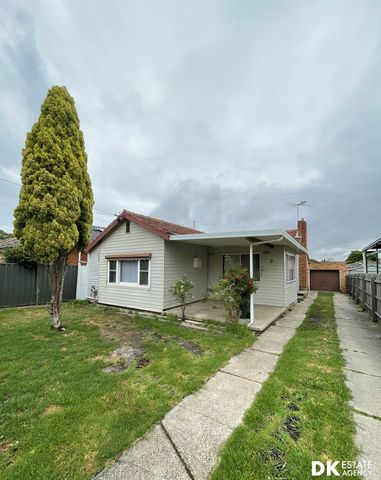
[212,292,358,480]
[0,302,252,480]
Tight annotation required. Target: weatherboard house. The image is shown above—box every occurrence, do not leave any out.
[82,210,308,328]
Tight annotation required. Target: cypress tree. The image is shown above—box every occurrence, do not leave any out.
[14,86,94,330]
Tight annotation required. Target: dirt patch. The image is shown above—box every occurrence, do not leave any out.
[136,357,150,368]
[258,446,286,472]
[42,405,64,416]
[102,364,128,373]
[111,346,145,362]
[102,345,149,373]
[287,403,300,412]
[179,340,204,356]
[283,414,301,441]
[308,316,321,325]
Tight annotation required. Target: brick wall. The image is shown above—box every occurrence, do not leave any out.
[297,219,309,291]
[308,260,348,293]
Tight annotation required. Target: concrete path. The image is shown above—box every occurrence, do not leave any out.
[334,293,381,480]
[95,295,316,480]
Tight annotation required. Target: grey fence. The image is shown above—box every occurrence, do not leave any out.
[0,264,78,308]
[346,274,381,322]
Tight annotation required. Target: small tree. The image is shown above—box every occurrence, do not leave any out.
[211,263,257,323]
[345,249,376,263]
[14,86,94,330]
[169,276,194,321]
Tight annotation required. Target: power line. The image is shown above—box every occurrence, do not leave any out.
[0,177,21,186]
[0,176,118,218]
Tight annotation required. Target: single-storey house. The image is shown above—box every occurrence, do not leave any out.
[84,210,308,327]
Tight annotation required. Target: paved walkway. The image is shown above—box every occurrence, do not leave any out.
[334,293,381,480]
[95,294,316,480]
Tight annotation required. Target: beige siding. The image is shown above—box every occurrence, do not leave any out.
[284,249,298,307]
[88,246,100,299]
[97,222,165,312]
[208,245,286,307]
[163,242,208,309]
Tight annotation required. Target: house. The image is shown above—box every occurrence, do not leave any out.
[85,210,308,326]
[0,237,21,262]
[309,260,348,293]
[347,260,379,274]
[0,227,103,266]
[361,237,381,274]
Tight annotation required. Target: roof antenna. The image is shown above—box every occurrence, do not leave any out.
[287,201,312,225]
[192,219,196,229]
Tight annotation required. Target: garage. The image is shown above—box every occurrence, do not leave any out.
[310,270,340,292]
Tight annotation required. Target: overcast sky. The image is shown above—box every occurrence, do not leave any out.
[1,0,380,260]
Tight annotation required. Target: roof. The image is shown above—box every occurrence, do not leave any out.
[0,237,21,250]
[287,229,298,239]
[86,210,202,252]
[90,225,104,241]
[169,229,308,253]
[363,237,381,252]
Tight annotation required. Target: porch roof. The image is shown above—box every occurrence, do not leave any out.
[170,229,307,253]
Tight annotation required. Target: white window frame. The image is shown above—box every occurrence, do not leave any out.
[107,259,151,288]
[108,259,118,284]
[221,252,261,282]
[286,253,296,283]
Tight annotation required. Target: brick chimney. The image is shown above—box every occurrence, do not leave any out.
[297,218,309,291]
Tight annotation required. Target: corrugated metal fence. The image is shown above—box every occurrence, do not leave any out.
[0,264,78,308]
[346,274,381,322]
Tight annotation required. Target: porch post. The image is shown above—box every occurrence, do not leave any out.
[250,242,255,322]
[363,251,367,273]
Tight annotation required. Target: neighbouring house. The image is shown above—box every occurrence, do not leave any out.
[361,237,381,274]
[0,227,103,266]
[84,210,308,326]
[309,260,348,293]
[347,260,379,274]
[0,237,21,261]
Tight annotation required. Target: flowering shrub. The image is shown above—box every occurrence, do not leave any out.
[211,262,257,323]
[169,276,194,321]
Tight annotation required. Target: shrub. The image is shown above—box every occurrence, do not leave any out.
[169,276,194,321]
[3,246,38,268]
[211,260,257,323]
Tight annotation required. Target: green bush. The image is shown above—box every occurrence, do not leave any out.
[3,245,38,268]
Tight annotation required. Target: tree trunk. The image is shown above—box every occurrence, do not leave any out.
[49,253,68,330]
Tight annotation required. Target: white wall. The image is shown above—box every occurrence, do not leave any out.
[208,245,288,308]
[76,263,88,300]
[88,246,100,300]
[97,221,165,312]
[163,242,208,309]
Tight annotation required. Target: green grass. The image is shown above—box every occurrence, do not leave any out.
[212,292,358,480]
[0,302,252,480]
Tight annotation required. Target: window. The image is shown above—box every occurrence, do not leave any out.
[286,254,296,282]
[222,253,261,281]
[125,220,130,233]
[108,258,150,286]
[139,260,149,286]
[108,260,117,283]
[120,260,138,283]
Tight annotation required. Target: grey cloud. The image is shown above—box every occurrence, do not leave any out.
[1,0,381,259]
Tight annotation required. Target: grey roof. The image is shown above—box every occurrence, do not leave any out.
[0,237,20,250]
[363,237,381,252]
[90,225,104,241]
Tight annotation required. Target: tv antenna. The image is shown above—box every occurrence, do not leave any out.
[287,201,312,223]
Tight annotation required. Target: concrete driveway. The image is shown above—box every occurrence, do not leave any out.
[334,293,381,480]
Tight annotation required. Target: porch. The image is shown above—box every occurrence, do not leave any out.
[166,300,286,333]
